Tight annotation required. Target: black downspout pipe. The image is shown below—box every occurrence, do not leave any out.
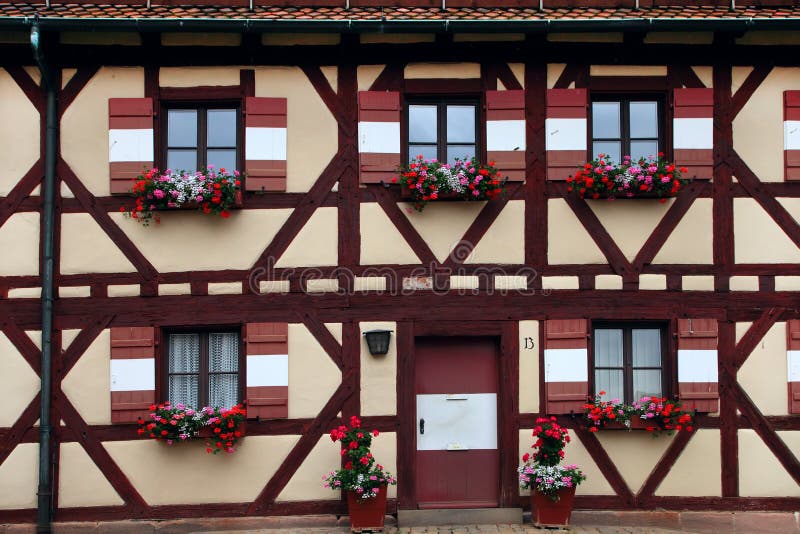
[31,20,56,534]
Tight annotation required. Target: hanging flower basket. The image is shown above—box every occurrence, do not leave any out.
[393,155,506,212]
[583,392,695,436]
[137,402,247,454]
[567,154,691,203]
[120,166,243,226]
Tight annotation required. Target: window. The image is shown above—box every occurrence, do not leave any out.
[165,329,241,409]
[591,96,664,163]
[407,100,479,164]
[592,322,668,403]
[164,105,239,172]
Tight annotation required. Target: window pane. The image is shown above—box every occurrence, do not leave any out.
[408,144,438,162]
[167,149,197,172]
[169,374,198,408]
[595,369,624,402]
[632,329,662,367]
[592,142,620,164]
[633,370,662,400]
[209,333,239,372]
[168,109,198,148]
[207,109,237,147]
[169,334,200,373]
[630,140,659,162]
[207,149,236,172]
[447,105,476,143]
[594,329,623,367]
[209,374,238,409]
[447,144,476,165]
[409,105,437,143]
[592,102,621,139]
[629,102,658,139]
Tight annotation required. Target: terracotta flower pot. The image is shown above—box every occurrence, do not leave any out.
[531,485,577,527]
[346,485,388,532]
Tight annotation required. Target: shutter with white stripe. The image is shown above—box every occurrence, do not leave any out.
[245,97,288,192]
[544,319,589,414]
[358,91,401,184]
[673,88,713,180]
[677,318,719,413]
[244,322,289,419]
[110,327,156,424]
[109,98,154,194]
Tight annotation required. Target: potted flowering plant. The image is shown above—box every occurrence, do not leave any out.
[120,166,243,225]
[323,416,397,531]
[583,392,694,436]
[393,155,506,211]
[136,402,247,454]
[519,417,585,527]
[567,153,690,202]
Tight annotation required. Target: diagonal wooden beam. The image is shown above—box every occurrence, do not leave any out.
[496,63,523,91]
[59,315,115,380]
[4,66,45,112]
[553,63,588,90]
[58,66,100,119]
[730,151,800,250]
[668,65,706,89]
[0,313,42,376]
[372,186,438,266]
[730,65,773,120]
[734,307,785,370]
[638,430,695,500]
[59,160,158,281]
[0,160,43,230]
[572,425,635,506]
[247,379,353,514]
[0,396,39,467]
[296,309,343,371]
[369,63,406,92]
[301,65,352,137]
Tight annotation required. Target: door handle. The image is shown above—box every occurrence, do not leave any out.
[419,418,425,435]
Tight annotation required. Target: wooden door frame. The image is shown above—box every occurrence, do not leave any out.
[396,320,519,510]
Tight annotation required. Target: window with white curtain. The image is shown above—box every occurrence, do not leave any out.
[166,330,240,409]
[592,323,667,404]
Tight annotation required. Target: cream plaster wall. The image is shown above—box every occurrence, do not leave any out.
[255,67,338,193]
[108,284,140,297]
[595,432,675,493]
[401,202,484,263]
[734,198,800,263]
[547,64,567,89]
[106,436,298,504]
[61,67,144,197]
[370,431,398,499]
[729,276,759,291]
[548,199,605,264]
[0,332,39,427]
[644,32,713,45]
[739,430,800,496]
[734,67,800,182]
[732,67,752,97]
[262,33,341,46]
[60,213,136,274]
[588,199,673,262]
[60,32,141,46]
[453,34,525,42]
[0,69,40,195]
[358,65,385,92]
[208,282,243,295]
[737,322,788,416]
[0,443,38,509]
[275,207,337,268]
[595,275,622,290]
[652,199,713,264]
[776,276,800,291]
[61,329,111,425]
[161,33,241,47]
[59,286,91,298]
[542,276,579,290]
[0,213,39,276]
[508,64,524,90]
[465,200,524,265]
[360,203,420,265]
[682,276,715,291]
[58,442,124,507]
[277,435,341,501]
[691,66,713,89]
[360,321,397,416]
[362,34,435,44]
[519,320,539,414]
[737,32,800,45]
[548,33,623,43]
[288,324,341,419]
[590,66,667,77]
[656,429,721,496]
[405,63,480,79]
[305,279,340,293]
[160,66,242,87]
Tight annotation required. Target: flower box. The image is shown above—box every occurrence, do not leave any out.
[583,392,694,436]
[591,418,652,431]
[197,419,247,439]
[138,403,247,454]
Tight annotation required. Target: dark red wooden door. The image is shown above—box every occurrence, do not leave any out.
[414,336,500,509]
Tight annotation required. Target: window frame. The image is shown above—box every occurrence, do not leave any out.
[158,325,245,409]
[160,101,242,174]
[403,96,483,165]
[589,93,668,163]
[589,321,672,404]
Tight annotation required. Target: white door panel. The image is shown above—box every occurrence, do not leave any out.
[416,393,497,451]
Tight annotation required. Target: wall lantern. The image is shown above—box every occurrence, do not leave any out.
[363,329,393,356]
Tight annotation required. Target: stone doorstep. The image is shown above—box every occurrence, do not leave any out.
[398,508,524,527]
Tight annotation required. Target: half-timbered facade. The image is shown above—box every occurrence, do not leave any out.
[0,0,799,527]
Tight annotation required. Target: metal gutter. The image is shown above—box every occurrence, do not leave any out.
[30,19,56,534]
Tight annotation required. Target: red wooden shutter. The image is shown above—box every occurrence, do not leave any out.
[677,319,719,413]
[109,98,154,194]
[545,89,587,181]
[110,327,156,424]
[787,319,800,414]
[486,90,525,182]
[244,322,289,419]
[673,88,713,181]
[783,91,800,181]
[544,319,589,414]
[244,97,288,192]
[358,91,401,184]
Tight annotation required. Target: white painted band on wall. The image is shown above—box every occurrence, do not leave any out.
[246,354,289,387]
[544,118,587,151]
[788,350,800,382]
[358,121,401,154]
[677,349,719,382]
[544,348,589,382]
[672,118,713,149]
[108,129,154,162]
[415,393,497,451]
[245,127,287,160]
[486,120,526,151]
[784,120,800,150]
[110,358,155,391]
